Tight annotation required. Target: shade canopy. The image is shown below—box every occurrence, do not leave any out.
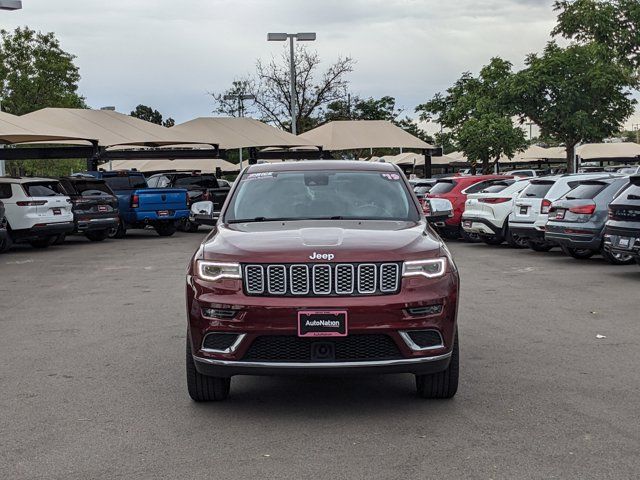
[0,111,95,145]
[577,142,640,160]
[22,108,211,148]
[171,117,316,150]
[299,120,434,151]
[383,152,457,166]
[97,157,238,173]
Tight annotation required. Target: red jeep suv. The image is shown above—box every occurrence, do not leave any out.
[185,161,460,401]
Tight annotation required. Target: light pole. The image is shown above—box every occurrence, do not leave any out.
[224,94,255,169]
[267,32,316,135]
[0,0,22,177]
[632,124,640,144]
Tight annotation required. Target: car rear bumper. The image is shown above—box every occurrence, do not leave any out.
[12,221,75,240]
[75,216,120,232]
[603,226,640,258]
[508,222,545,240]
[461,216,501,235]
[126,209,190,224]
[545,225,601,250]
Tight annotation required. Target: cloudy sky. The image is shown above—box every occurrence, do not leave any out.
[3,0,639,129]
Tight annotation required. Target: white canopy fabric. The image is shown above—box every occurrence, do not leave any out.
[97,158,239,173]
[577,142,640,160]
[0,111,95,145]
[299,120,434,151]
[171,117,316,150]
[22,108,210,148]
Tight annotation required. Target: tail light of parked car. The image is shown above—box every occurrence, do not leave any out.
[541,199,552,214]
[131,194,139,209]
[568,204,596,215]
[479,198,511,204]
[16,201,47,206]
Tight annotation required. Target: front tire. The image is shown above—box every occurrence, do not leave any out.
[186,339,231,402]
[416,332,459,399]
[561,245,596,259]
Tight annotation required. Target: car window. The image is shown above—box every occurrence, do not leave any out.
[429,180,457,194]
[174,175,219,189]
[564,182,608,200]
[225,170,419,223]
[520,181,554,198]
[614,184,640,202]
[465,180,497,194]
[23,182,65,197]
[0,183,14,199]
[414,186,431,194]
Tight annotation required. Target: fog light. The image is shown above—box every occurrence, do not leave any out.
[406,305,443,316]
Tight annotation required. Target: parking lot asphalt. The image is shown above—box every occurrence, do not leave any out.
[1,230,639,480]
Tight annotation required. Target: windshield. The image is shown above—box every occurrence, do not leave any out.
[104,175,147,191]
[224,170,419,223]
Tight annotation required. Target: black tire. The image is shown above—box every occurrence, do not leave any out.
[85,230,109,242]
[155,223,177,237]
[52,233,67,245]
[481,235,504,246]
[506,228,528,249]
[527,240,553,252]
[108,223,126,239]
[601,248,635,265]
[186,339,230,402]
[0,233,12,253]
[29,236,54,248]
[416,332,459,399]
[561,245,596,259]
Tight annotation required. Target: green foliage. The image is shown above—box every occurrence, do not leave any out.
[416,57,527,172]
[553,0,640,70]
[0,27,86,115]
[5,158,86,177]
[511,41,636,169]
[130,104,175,127]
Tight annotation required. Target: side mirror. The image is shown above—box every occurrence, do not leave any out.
[190,201,219,226]
[423,198,454,222]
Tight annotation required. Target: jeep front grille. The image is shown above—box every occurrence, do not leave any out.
[243,262,401,297]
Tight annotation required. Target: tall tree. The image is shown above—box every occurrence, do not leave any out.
[553,0,640,69]
[511,41,636,171]
[130,104,175,127]
[213,46,355,133]
[416,57,527,173]
[0,27,86,115]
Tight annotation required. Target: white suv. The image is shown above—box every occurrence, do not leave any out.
[509,173,615,251]
[462,178,530,246]
[0,177,74,251]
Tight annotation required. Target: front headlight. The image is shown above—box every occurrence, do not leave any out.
[402,258,447,278]
[197,261,242,282]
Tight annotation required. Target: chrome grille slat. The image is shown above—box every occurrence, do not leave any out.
[243,262,399,297]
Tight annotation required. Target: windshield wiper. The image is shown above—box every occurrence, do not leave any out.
[227,217,300,224]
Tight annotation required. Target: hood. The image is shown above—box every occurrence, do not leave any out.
[202,220,442,263]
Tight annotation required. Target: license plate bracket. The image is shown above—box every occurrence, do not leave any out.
[298,310,348,337]
[555,209,565,220]
[52,208,61,215]
[617,236,632,249]
[463,220,472,228]
[519,206,528,215]
[157,210,169,217]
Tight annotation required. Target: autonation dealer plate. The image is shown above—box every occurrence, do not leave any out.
[298,310,348,337]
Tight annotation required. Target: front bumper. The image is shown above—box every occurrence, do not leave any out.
[187,272,459,377]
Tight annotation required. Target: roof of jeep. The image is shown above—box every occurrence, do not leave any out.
[245,160,398,173]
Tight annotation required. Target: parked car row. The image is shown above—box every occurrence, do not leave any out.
[412,172,640,268]
[0,169,231,253]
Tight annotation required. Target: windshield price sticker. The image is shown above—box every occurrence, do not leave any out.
[246,172,275,180]
[381,173,401,181]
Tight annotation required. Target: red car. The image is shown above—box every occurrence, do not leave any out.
[426,174,513,239]
[185,161,460,401]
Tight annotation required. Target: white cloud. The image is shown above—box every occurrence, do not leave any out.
[2,0,636,128]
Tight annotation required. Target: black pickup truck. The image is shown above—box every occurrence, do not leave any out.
[146,171,231,232]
